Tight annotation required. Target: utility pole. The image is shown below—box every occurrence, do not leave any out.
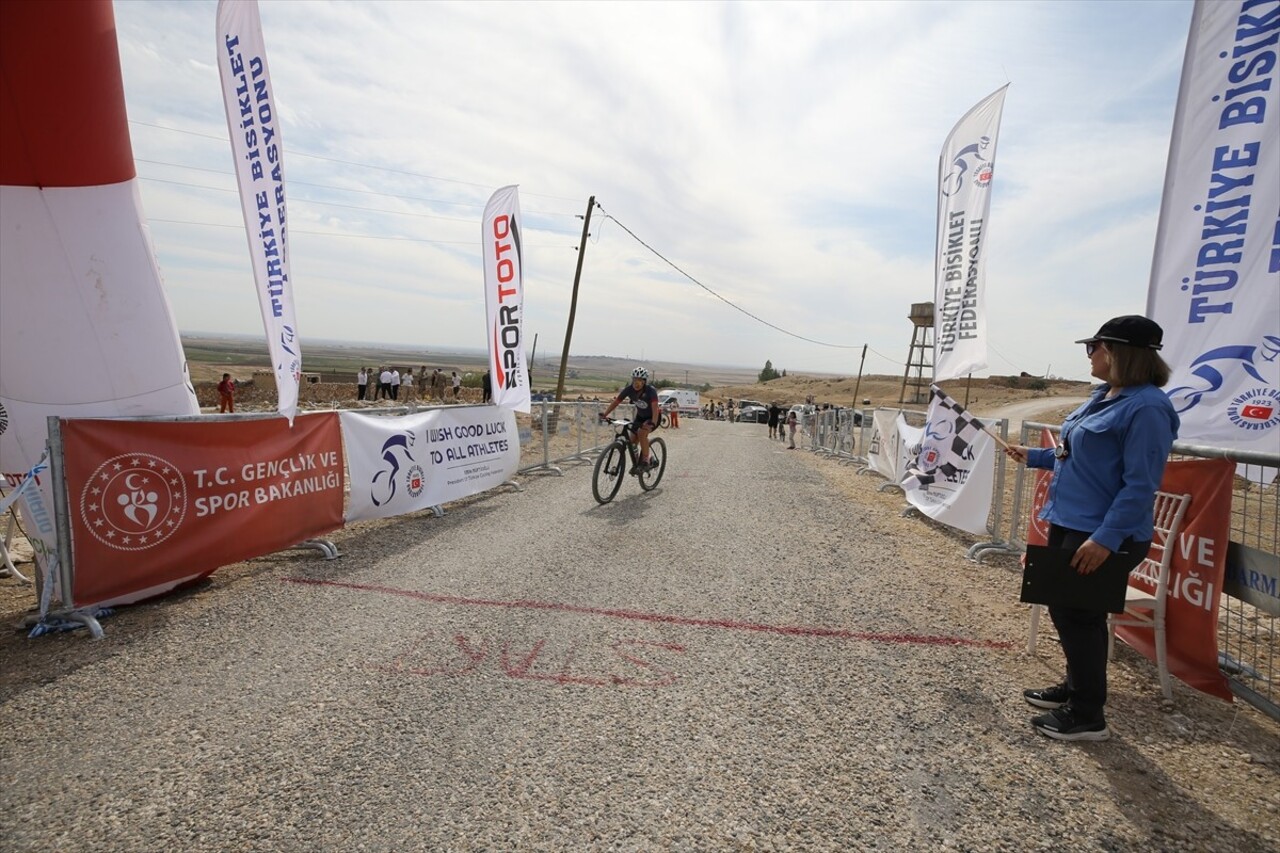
[555,195,594,402]
[850,344,868,410]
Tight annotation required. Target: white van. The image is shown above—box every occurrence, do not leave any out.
[658,389,701,414]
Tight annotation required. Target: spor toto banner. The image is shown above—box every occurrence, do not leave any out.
[483,185,530,413]
[61,414,344,609]
[1146,0,1280,448]
[341,406,520,522]
[934,84,1009,383]
[217,0,301,423]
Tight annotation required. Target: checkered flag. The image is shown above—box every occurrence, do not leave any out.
[902,385,986,491]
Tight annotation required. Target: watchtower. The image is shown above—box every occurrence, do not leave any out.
[899,302,934,406]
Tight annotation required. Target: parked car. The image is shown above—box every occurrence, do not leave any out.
[738,404,768,423]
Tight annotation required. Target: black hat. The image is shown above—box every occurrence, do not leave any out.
[1075,315,1164,350]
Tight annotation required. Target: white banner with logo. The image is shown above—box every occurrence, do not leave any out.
[341,407,519,522]
[866,409,912,481]
[1146,0,1280,448]
[483,185,530,413]
[899,396,995,536]
[934,85,1010,383]
[217,0,300,423]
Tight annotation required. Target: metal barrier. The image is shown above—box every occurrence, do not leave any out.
[1012,422,1280,721]
[518,401,633,475]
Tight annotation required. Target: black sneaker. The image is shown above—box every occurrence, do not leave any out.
[1031,707,1109,742]
[1023,683,1070,710]
[647,456,660,470]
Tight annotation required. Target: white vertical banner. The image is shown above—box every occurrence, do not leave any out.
[866,409,903,481]
[217,0,300,423]
[934,85,1009,383]
[483,185,530,413]
[1147,0,1280,449]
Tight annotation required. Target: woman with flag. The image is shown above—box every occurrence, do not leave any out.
[1005,315,1179,742]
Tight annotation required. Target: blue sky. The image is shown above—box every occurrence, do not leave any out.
[114,0,1195,380]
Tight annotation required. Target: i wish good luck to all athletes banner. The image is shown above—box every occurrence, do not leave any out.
[342,406,520,522]
[1026,456,1234,701]
[899,387,995,536]
[1146,0,1279,448]
[217,0,301,423]
[934,84,1009,383]
[483,185,530,413]
[61,414,344,609]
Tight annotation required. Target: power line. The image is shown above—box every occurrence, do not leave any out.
[595,203,864,350]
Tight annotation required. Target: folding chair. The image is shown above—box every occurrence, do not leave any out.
[1107,491,1192,706]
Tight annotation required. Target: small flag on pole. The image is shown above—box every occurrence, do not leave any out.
[902,385,987,491]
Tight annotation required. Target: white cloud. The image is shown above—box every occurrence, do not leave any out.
[113,0,1196,378]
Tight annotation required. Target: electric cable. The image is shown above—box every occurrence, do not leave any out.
[595,203,864,350]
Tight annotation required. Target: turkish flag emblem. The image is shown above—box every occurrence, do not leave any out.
[1240,404,1273,420]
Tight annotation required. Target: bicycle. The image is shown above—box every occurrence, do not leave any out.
[592,419,667,504]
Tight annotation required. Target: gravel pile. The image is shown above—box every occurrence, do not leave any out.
[1,418,1277,851]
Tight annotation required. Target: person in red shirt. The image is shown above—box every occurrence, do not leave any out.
[217,373,235,413]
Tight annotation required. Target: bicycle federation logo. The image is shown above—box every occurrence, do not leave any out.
[1226,388,1280,433]
[80,453,187,551]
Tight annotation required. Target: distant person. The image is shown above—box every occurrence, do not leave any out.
[451,371,461,399]
[401,368,415,403]
[356,367,368,401]
[482,370,492,404]
[768,403,781,439]
[418,366,429,396]
[1005,315,1178,742]
[379,367,392,400]
[217,373,235,413]
[390,367,401,401]
[431,368,445,401]
[786,410,797,449]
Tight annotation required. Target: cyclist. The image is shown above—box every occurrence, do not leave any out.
[599,366,661,474]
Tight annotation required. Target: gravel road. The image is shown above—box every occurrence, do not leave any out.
[2,418,1277,851]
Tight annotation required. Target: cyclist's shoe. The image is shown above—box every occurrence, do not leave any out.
[647,456,660,470]
[629,461,642,476]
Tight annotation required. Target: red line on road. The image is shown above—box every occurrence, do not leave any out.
[283,577,1012,649]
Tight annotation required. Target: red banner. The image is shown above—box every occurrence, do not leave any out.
[1026,454,1234,700]
[1115,458,1233,700]
[62,414,344,608]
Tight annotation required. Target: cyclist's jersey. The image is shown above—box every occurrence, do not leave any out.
[616,383,659,423]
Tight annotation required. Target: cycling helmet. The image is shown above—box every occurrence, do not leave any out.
[632,367,649,380]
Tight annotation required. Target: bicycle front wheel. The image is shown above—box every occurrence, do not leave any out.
[638,437,667,491]
[592,440,627,504]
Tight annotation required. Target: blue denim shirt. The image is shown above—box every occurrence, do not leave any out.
[1026,383,1179,551]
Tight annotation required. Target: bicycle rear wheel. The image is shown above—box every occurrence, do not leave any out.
[592,440,627,504]
[638,437,667,491]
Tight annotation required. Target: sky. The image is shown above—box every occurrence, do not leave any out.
[113,0,1196,382]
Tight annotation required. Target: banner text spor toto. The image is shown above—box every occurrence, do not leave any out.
[483,185,530,412]
[62,414,344,608]
[1147,0,1280,448]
